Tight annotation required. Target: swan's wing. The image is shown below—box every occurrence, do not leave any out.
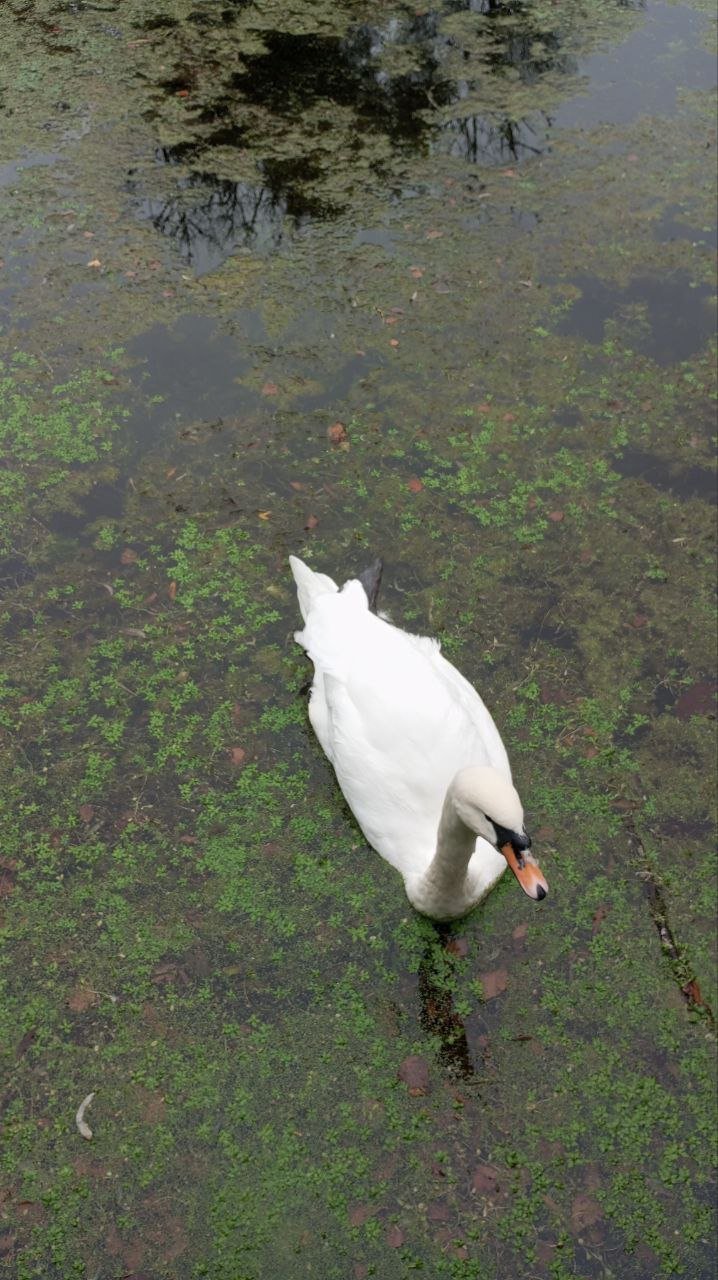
[425,646,512,779]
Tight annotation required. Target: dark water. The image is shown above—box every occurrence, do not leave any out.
[557,272,717,365]
[133,0,716,271]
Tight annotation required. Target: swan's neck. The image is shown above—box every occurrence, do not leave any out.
[429,791,478,894]
[404,783,500,921]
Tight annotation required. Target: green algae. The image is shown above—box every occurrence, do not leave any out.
[0,0,716,1276]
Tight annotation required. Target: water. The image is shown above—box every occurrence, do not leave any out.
[0,0,716,1277]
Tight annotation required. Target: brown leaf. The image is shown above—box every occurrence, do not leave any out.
[591,905,608,933]
[445,936,468,957]
[261,381,278,396]
[427,1200,450,1222]
[348,1203,376,1227]
[407,477,423,494]
[257,510,272,520]
[674,681,716,721]
[409,266,424,279]
[67,985,99,1013]
[120,547,138,565]
[385,1224,405,1248]
[548,510,564,523]
[0,867,16,899]
[0,1232,17,1257]
[425,229,443,239]
[138,1087,166,1124]
[682,978,703,1005]
[571,1193,603,1232]
[512,922,528,941]
[397,1055,430,1095]
[389,338,399,347]
[479,969,508,1000]
[78,804,94,824]
[229,747,246,767]
[472,1164,501,1195]
[327,421,348,445]
[167,581,177,601]
[304,514,319,530]
[630,613,648,628]
[289,480,305,491]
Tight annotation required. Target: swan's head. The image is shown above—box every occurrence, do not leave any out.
[452,766,548,901]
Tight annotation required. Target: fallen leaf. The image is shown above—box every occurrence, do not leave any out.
[261,381,278,396]
[682,978,703,1005]
[472,1164,501,1194]
[304,514,319,530]
[397,1055,430,1095]
[229,747,246,767]
[0,1232,17,1257]
[120,547,138,565]
[385,1224,405,1248]
[445,936,468,957]
[425,229,443,239]
[427,1200,450,1222]
[571,1193,603,1232]
[78,804,95,824]
[630,613,648,628]
[289,480,305,491]
[67,985,99,1013]
[86,258,102,268]
[328,422,348,445]
[389,338,399,347]
[409,266,424,278]
[167,581,177,601]
[257,510,272,520]
[512,922,528,941]
[548,510,564,523]
[0,870,15,901]
[674,681,716,721]
[138,1087,166,1124]
[479,969,508,1000]
[165,466,177,479]
[348,1203,376,1227]
[407,477,423,494]
[591,905,609,933]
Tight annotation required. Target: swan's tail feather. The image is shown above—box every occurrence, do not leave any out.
[289,555,338,622]
[357,557,383,613]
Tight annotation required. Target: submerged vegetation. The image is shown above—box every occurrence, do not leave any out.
[0,0,715,1276]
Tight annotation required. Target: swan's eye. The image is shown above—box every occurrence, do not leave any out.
[490,820,531,859]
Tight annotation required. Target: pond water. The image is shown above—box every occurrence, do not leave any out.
[0,1,716,1278]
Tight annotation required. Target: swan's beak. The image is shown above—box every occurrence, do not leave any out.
[501,843,548,900]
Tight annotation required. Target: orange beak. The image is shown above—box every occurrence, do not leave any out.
[501,843,548,900]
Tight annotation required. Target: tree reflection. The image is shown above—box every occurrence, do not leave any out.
[134,0,635,264]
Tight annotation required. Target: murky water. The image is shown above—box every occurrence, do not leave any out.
[0,0,716,1277]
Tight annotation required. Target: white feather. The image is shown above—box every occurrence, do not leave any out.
[290,557,540,920]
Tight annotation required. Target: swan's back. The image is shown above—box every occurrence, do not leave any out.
[292,559,511,877]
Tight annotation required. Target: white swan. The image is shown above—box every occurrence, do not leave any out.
[290,556,548,922]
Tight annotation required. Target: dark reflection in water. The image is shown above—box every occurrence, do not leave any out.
[132,0,714,272]
[613,447,716,503]
[132,0,582,264]
[557,272,717,365]
[417,929,474,1079]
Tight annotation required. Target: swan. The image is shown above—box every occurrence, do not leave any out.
[290,555,548,922]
